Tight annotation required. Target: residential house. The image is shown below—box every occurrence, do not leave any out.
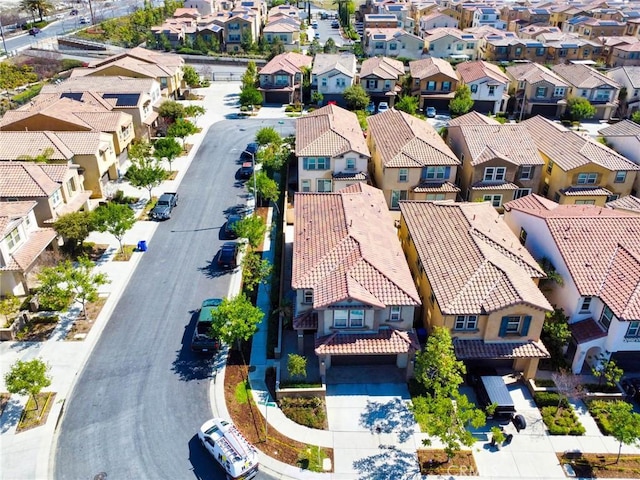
[263,17,300,51]
[398,200,552,379]
[609,41,640,67]
[181,0,216,16]
[70,47,184,99]
[549,5,586,30]
[418,12,458,36]
[482,36,550,63]
[502,196,640,374]
[0,161,92,227]
[210,9,260,53]
[518,25,561,40]
[364,28,425,60]
[522,115,640,204]
[538,32,603,64]
[294,104,370,193]
[505,62,569,118]
[472,7,506,30]
[606,195,640,214]
[364,14,400,30]
[0,131,118,200]
[0,201,57,297]
[378,3,415,33]
[409,56,458,110]
[551,63,620,120]
[368,109,461,209]
[359,56,405,107]
[597,36,639,67]
[456,60,510,114]
[0,96,134,158]
[291,183,421,375]
[311,53,357,106]
[258,52,313,104]
[564,17,626,40]
[423,28,479,61]
[268,4,301,21]
[40,76,162,140]
[466,27,517,59]
[599,120,640,195]
[607,66,640,116]
[447,122,545,209]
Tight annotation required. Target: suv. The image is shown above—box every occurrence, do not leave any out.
[241,142,259,159]
[239,161,253,179]
[377,102,389,113]
[190,298,222,353]
[218,242,239,269]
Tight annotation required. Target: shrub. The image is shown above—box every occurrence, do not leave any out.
[535,378,557,388]
[584,383,620,394]
[588,400,614,435]
[541,406,585,435]
[279,396,326,429]
[534,391,568,408]
[111,190,138,205]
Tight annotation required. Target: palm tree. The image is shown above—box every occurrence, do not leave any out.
[20,0,53,23]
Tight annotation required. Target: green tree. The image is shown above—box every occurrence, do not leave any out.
[632,111,640,124]
[241,251,273,292]
[126,144,167,199]
[239,85,263,107]
[210,294,263,350]
[258,144,288,173]
[567,96,596,122]
[268,37,285,59]
[184,104,206,126]
[311,91,324,105]
[20,0,52,22]
[395,95,419,115]
[343,84,370,111]
[287,354,307,380]
[308,39,321,56]
[414,326,465,398]
[158,100,185,122]
[4,359,52,410]
[17,147,54,163]
[233,215,267,249]
[53,211,95,254]
[153,137,182,172]
[0,296,21,327]
[591,355,623,387]
[240,29,254,52]
[193,35,210,54]
[606,401,640,463]
[92,202,136,255]
[249,170,279,206]
[182,65,200,87]
[449,84,474,117]
[242,61,257,90]
[255,126,282,146]
[542,308,571,368]
[167,118,198,148]
[323,37,338,54]
[158,33,172,52]
[411,392,486,461]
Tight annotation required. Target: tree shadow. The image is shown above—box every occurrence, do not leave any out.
[352,445,421,480]
[197,258,228,279]
[359,398,416,443]
[171,343,226,383]
[0,397,24,433]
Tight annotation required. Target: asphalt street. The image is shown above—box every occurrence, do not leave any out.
[53,119,293,480]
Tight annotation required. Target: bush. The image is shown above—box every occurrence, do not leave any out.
[541,406,585,435]
[534,391,568,408]
[587,400,614,435]
[12,84,43,105]
[535,378,557,388]
[111,190,138,205]
[584,383,620,394]
[279,396,326,429]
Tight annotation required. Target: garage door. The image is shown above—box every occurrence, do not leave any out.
[265,91,290,105]
[332,355,396,366]
[530,103,559,118]
[472,101,496,115]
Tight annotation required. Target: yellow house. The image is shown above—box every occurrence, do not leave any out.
[523,116,640,205]
[367,109,460,209]
[398,200,553,379]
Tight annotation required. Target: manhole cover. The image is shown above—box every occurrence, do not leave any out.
[94,473,107,480]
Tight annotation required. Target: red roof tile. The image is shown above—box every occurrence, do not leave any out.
[453,338,550,359]
[569,318,608,344]
[315,328,420,355]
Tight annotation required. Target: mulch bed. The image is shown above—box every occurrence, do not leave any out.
[224,345,333,471]
[82,244,110,262]
[65,297,108,341]
[16,392,56,433]
[17,317,59,341]
[255,207,269,253]
[558,452,640,478]
[417,450,477,476]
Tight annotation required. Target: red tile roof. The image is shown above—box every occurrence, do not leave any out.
[453,338,550,359]
[413,181,460,193]
[292,183,420,309]
[569,318,608,344]
[0,228,57,272]
[0,162,62,198]
[293,310,318,330]
[259,52,313,75]
[315,328,420,355]
[456,60,509,85]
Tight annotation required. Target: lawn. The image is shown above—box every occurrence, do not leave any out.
[16,392,56,432]
[558,452,640,478]
[417,450,477,476]
[113,245,136,261]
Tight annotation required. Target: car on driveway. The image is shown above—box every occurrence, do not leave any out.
[217,242,239,269]
[70,9,78,15]
[377,102,389,113]
[224,214,242,239]
[426,106,437,118]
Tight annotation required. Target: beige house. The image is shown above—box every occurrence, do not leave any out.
[363,28,426,60]
[292,183,421,375]
[0,161,92,227]
[0,131,118,200]
[70,47,184,99]
[258,52,313,105]
[398,200,553,379]
[409,56,458,111]
[505,62,569,119]
[0,201,57,297]
[359,56,405,107]
[522,115,640,205]
[447,120,545,210]
[295,104,370,193]
[367,109,460,209]
[263,17,300,51]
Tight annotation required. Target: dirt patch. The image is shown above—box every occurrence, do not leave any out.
[166,170,179,181]
[16,392,56,433]
[558,452,640,478]
[417,450,477,476]
[16,316,59,341]
[224,346,333,471]
[0,393,10,416]
[65,297,108,340]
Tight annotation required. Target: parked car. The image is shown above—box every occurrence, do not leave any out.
[198,418,259,479]
[79,16,89,24]
[469,374,517,421]
[331,20,340,28]
[377,102,389,113]
[312,21,319,29]
[239,161,254,179]
[241,142,259,159]
[365,102,375,114]
[218,242,239,269]
[224,215,242,239]
[70,9,79,15]
[149,192,178,220]
[426,106,437,118]
[190,298,222,353]
[28,27,40,35]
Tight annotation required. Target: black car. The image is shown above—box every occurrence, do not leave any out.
[70,9,79,15]
[218,242,239,269]
[28,27,40,35]
[241,142,259,159]
[239,161,254,179]
[224,215,242,239]
[331,20,340,28]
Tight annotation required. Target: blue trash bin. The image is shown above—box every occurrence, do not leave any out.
[137,240,147,252]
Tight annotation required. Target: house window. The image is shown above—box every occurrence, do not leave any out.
[51,188,62,207]
[442,81,451,91]
[470,84,478,93]
[304,157,330,170]
[607,194,619,202]
[506,316,521,333]
[333,309,364,328]
[575,199,596,205]
[488,85,496,96]
[515,47,522,56]
[321,77,327,87]
[483,194,502,207]
[66,178,77,193]
[484,166,506,181]
[499,315,531,336]
[301,180,311,192]
[317,179,332,192]
[626,321,640,339]
[536,47,545,56]
[580,296,592,313]
[390,190,408,209]
[426,193,446,200]
[535,86,547,97]
[519,227,527,245]
[336,78,346,88]
[599,305,614,330]
[456,43,464,51]
[467,42,475,49]
[350,309,364,327]
[577,173,597,184]
[390,43,397,51]
[384,80,391,89]
[546,159,554,174]
[375,42,384,49]
[427,81,436,91]
[303,290,313,304]
[5,227,22,251]
[346,158,356,170]
[553,87,565,97]
[542,183,550,196]
[423,166,450,180]
[398,168,409,182]
[514,188,531,199]
[454,315,477,330]
[389,306,401,322]
[367,79,378,89]
[615,171,627,183]
[581,89,588,97]
[520,165,534,180]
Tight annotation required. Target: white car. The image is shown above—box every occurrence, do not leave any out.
[377,102,389,113]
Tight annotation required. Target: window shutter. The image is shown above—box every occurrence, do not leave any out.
[521,315,532,336]
[444,167,451,179]
[499,317,508,337]
[303,158,309,170]
[326,158,331,169]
